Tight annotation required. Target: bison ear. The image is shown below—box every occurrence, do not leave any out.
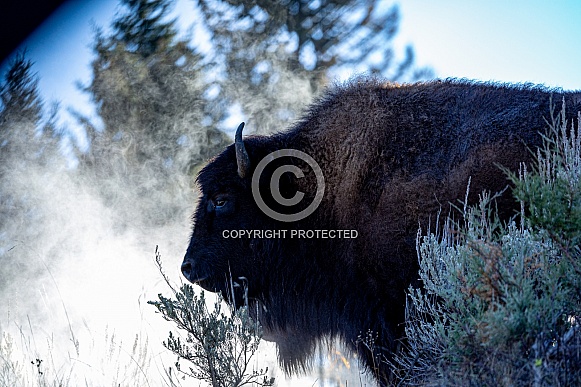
[235,122,251,178]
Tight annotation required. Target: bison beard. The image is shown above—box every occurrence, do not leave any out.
[181,78,581,385]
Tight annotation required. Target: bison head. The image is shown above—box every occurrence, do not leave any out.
[182,123,255,306]
[181,122,321,314]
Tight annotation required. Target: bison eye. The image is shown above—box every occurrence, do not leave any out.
[211,196,228,209]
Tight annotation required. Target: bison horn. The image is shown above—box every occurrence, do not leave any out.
[235,122,250,178]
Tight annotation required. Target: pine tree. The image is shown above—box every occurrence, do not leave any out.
[0,52,63,206]
[198,0,432,134]
[0,53,64,282]
[77,0,229,226]
[0,54,42,260]
[0,53,43,165]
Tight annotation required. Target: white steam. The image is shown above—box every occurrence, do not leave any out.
[0,134,338,385]
[0,156,186,385]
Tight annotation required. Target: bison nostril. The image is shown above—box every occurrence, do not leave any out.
[181,261,192,280]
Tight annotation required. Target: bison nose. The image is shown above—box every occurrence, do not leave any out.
[181,261,193,282]
[181,257,209,283]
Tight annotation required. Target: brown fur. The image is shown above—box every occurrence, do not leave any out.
[182,78,581,385]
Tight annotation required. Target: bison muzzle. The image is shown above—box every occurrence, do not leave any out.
[181,78,581,385]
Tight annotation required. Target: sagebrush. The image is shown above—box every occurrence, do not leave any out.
[393,103,581,386]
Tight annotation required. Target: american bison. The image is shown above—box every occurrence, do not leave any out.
[181,78,581,385]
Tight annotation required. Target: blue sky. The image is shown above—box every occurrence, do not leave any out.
[396,0,581,89]
[3,0,581,145]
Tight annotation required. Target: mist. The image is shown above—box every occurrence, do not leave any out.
[1,143,180,384]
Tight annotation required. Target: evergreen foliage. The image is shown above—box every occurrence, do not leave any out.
[0,54,42,132]
[0,53,61,167]
[0,53,64,277]
[198,0,431,134]
[393,104,581,386]
[76,0,230,227]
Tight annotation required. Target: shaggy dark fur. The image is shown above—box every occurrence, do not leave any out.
[181,78,581,385]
